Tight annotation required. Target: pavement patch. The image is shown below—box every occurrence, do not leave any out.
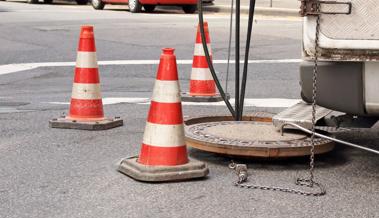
[0,101,33,113]
[0,101,29,107]
[0,107,34,113]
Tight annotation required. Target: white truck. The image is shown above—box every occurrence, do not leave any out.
[300,0,379,116]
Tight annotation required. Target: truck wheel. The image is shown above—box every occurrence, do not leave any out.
[27,0,39,4]
[301,91,312,103]
[91,0,105,10]
[76,0,88,5]
[129,0,142,13]
[182,5,197,14]
[143,5,156,13]
[44,0,53,4]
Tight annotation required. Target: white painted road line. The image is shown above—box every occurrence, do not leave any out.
[0,59,301,76]
[46,97,301,108]
[45,97,150,105]
[0,64,39,76]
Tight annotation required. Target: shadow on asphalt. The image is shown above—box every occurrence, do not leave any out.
[189,144,350,171]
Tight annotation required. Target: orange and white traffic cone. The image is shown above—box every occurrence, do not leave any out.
[119,48,209,182]
[49,25,123,130]
[182,22,227,102]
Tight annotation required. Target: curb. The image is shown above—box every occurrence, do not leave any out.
[203,5,299,17]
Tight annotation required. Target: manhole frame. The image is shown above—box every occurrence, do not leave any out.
[184,112,335,158]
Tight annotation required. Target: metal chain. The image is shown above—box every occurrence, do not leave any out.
[301,6,321,188]
[229,160,326,196]
[228,4,325,196]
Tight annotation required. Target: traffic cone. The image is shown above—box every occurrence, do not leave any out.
[49,25,123,130]
[182,22,228,102]
[118,48,209,182]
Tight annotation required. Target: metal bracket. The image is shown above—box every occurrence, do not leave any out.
[300,0,352,16]
[229,163,248,183]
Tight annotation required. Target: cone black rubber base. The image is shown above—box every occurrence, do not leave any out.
[181,93,230,102]
[118,156,209,182]
[49,117,123,130]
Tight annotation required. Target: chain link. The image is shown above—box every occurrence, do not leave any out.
[229,162,326,196]
[301,5,321,188]
[228,4,325,196]
[233,178,326,197]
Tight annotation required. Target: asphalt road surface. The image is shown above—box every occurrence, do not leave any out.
[0,1,378,218]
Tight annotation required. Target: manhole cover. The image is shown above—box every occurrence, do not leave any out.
[185,113,334,158]
[203,122,305,141]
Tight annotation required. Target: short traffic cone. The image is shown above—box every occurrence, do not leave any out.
[182,22,227,102]
[119,48,209,182]
[49,25,123,130]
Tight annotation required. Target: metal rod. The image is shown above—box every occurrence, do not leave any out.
[225,0,234,93]
[197,0,236,118]
[235,0,241,121]
[239,0,256,119]
[281,122,379,155]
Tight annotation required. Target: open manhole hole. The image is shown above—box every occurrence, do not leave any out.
[184,112,334,158]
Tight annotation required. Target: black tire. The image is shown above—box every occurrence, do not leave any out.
[91,0,105,10]
[143,4,155,13]
[27,0,39,4]
[128,0,141,13]
[43,0,53,4]
[301,91,312,103]
[76,0,88,5]
[182,4,197,14]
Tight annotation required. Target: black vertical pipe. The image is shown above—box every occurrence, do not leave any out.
[239,0,256,118]
[197,0,236,119]
[235,0,241,121]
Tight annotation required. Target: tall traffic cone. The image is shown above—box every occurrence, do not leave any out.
[49,25,123,130]
[182,22,228,102]
[119,48,209,182]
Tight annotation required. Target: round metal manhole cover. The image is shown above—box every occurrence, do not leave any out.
[202,122,306,142]
[185,114,334,158]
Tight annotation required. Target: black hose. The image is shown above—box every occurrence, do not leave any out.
[235,0,241,121]
[197,0,236,119]
[239,0,256,118]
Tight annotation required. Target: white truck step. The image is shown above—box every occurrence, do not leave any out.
[273,101,333,129]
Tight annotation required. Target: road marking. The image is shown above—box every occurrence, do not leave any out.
[0,59,301,76]
[0,64,38,76]
[46,97,301,108]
